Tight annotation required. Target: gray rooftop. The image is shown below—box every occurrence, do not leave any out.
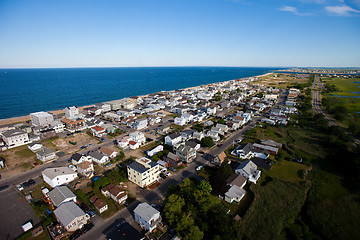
[1,129,27,138]
[42,167,76,180]
[48,186,76,207]
[88,151,105,160]
[127,161,149,173]
[36,147,55,157]
[134,202,159,222]
[53,201,87,227]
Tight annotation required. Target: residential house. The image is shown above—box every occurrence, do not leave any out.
[231,143,254,159]
[174,117,186,126]
[50,120,65,133]
[70,153,88,165]
[89,195,108,213]
[146,145,164,157]
[30,111,54,127]
[1,129,30,149]
[226,174,247,189]
[53,201,90,232]
[95,102,111,113]
[101,183,128,204]
[88,151,109,166]
[163,152,182,168]
[133,119,148,130]
[65,106,80,120]
[215,123,228,133]
[36,147,57,163]
[252,143,278,155]
[76,161,94,178]
[148,116,162,125]
[206,130,220,142]
[175,143,196,163]
[235,160,261,184]
[117,136,130,149]
[212,152,227,165]
[157,126,171,135]
[61,118,86,132]
[48,186,77,207]
[99,146,119,159]
[232,116,246,126]
[224,185,246,204]
[261,139,282,148]
[129,141,140,150]
[193,131,204,141]
[129,131,146,145]
[185,141,200,151]
[127,157,160,188]
[28,142,43,152]
[42,167,78,188]
[91,126,106,137]
[180,129,195,141]
[211,126,225,136]
[164,133,182,147]
[134,202,162,232]
[39,128,56,140]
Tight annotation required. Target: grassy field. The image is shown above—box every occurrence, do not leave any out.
[256,73,311,88]
[322,77,360,97]
[239,178,310,239]
[267,160,308,183]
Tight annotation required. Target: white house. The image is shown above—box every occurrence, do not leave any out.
[224,185,246,204]
[174,117,187,126]
[30,111,54,127]
[50,120,65,133]
[193,131,204,141]
[215,123,228,133]
[231,143,254,159]
[118,136,130,149]
[76,161,94,178]
[129,131,146,145]
[164,133,182,147]
[65,106,80,120]
[88,151,109,166]
[147,145,164,157]
[235,160,261,184]
[53,201,90,232]
[206,130,220,142]
[36,147,57,163]
[134,202,162,232]
[133,119,148,130]
[28,142,43,152]
[91,126,106,137]
[1,129,30,149]
[42,167,78,188]
[129,141,140,150]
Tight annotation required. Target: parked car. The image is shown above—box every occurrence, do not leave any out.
[33,162,39,166]
[80,203,90,212]
[28,179,35,185]
[196,165,204,171]
[16,184,24,191]
[69,230,82,240]
[82,223,94,233]
[22,182,30,188]
[87,210,96,217]
[0,185,9,191]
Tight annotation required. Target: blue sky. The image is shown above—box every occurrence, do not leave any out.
[0,0,359,68]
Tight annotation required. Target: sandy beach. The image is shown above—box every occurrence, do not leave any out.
[0,73,272,126]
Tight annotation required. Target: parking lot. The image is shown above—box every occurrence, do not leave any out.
[0,187,40,240]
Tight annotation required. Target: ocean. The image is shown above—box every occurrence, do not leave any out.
[0,67,280,120]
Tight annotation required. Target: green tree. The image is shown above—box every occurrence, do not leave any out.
[184,226,204,240]
[217,119,225,124]
[201,137,215,148]
[214,95,222,101]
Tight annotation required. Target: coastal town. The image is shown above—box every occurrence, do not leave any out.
[0,73,305,240]
[1,71,360,240]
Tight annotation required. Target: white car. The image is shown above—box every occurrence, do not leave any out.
[16,184,24,191]
[161,170,171,177]
[196,165,204,171]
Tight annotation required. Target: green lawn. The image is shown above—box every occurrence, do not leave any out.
[268,160,308,183]
[15,147,35,158]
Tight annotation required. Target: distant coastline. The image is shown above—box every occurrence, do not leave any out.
[0,67,278,123]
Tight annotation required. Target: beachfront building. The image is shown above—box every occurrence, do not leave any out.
[127,157,160,188]
[1,129,30,149]
[95,102,111,113]
[61,118,86,132]
[30,111,54,127]
[65,106,80,120]
[50,120,65,133]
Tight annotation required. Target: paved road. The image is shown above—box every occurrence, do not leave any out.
[311,75,360,145]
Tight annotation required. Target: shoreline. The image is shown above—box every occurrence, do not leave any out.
[0,72,273,126]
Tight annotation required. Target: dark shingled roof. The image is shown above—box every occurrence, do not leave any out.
[251,157,271,170]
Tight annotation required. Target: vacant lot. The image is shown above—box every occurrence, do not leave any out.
[0,145,37,173]
[52,133,98,154]
[257,73,310,88]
